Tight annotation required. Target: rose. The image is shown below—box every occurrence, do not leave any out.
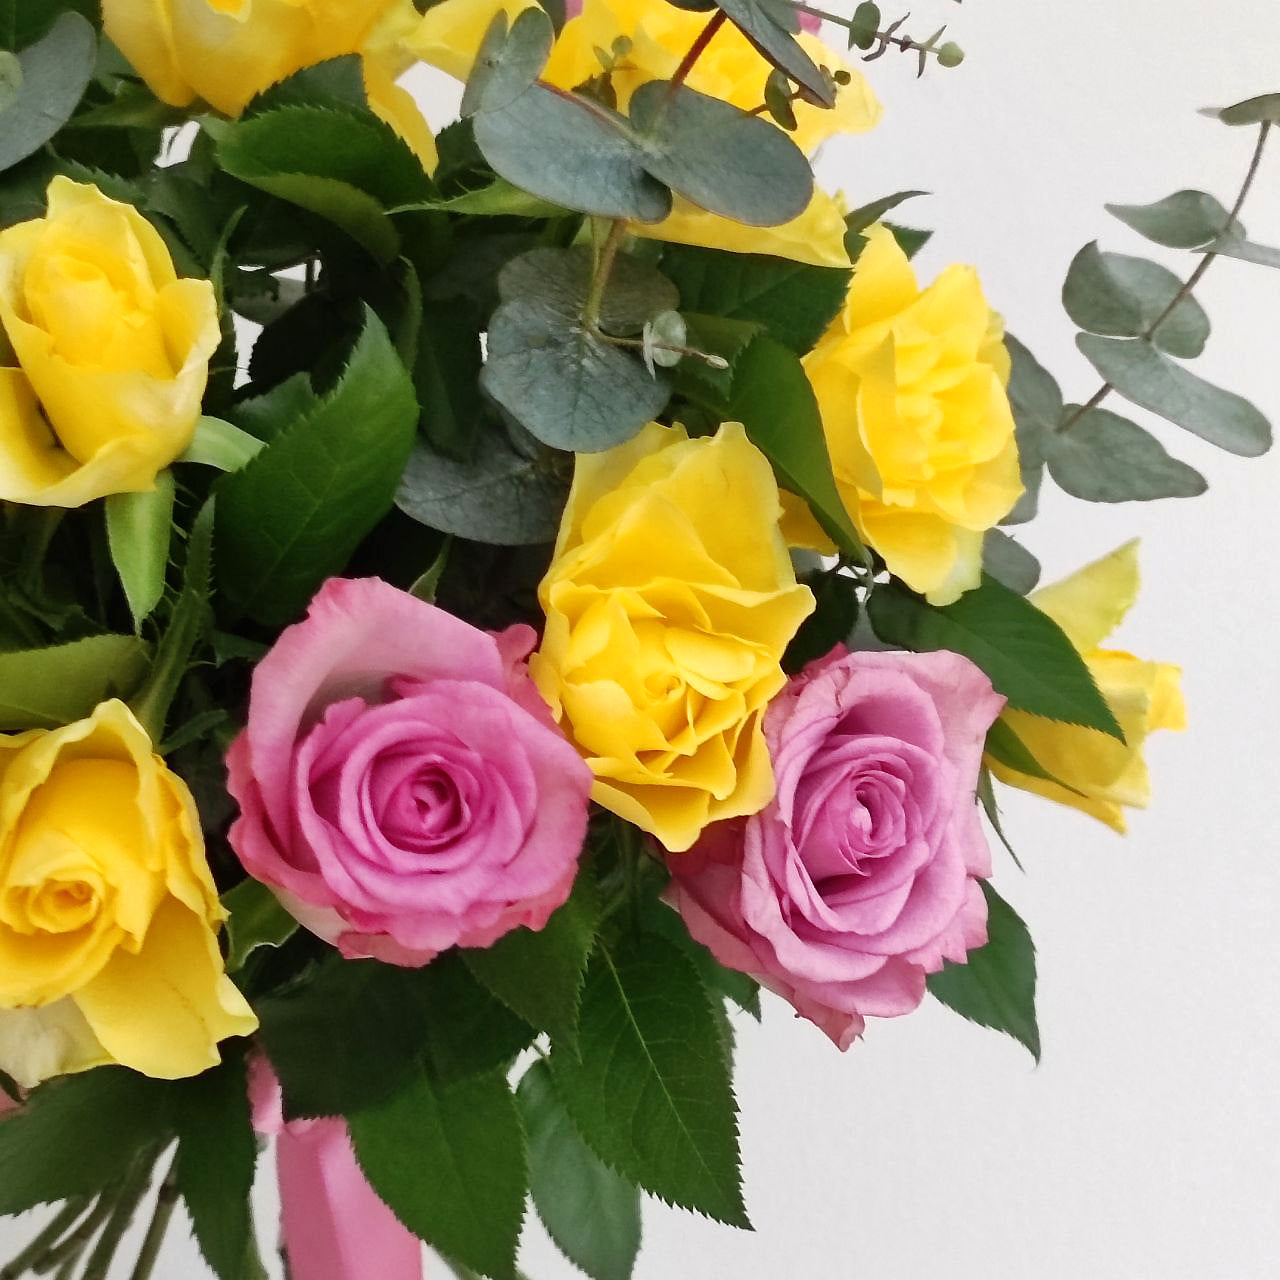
[667,647,1004,1048]
[791,224,1023,605]
[226,577,592,964]
[987,541,1186,831]
[0,701,257,1088]
[0,179,219,507]
[530,422,815,853]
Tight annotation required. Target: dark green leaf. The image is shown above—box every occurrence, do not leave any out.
[985,718,1080,795]
[928,881,1040,1062]
[222,878,299,972]
[981,529,1040,595]
[551,934,747,1227]
[248,55,368,115]
[1076,333,1272,457]
[0,13,95,174]
[350,1071,527,1280]
[976,766,1022,871]
[629,81,812,227]
[1063,243,1209,358]
[639,899,761,1020]
[884,223,932,260]
[0,634,149,730]
[414,299,485,457]
[1045,406,1206,502]
[105,471,175,630]
[844,189,928,236]
[229,372,322,443]
[659,242,849,354]
[518,1059,641,1280]
[462,8,554,117]
[464,870,600,1052]
[216,310,419,625]
[784,567,859,672]
[715,0,834,107]
[175,1054,260,1280]
[866,575,1124,739]
[1105,189,1234,249]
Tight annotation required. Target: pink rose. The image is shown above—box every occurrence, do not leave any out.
[668,647,1004,1049]
[226,578,592,965]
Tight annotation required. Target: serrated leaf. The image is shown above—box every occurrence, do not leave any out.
[1076,333,1272,458]
[216,309,418,625]
[1001,334,1059,525]
[1063,243,1209,358]
[0,1068,173,1214]
[221,878,298,972]
[349,1071,527,1280]
[844,189,928,237]
[715,0,834,107]
[976,766,1022,871]
[866,576,1124,739]
[518,1059,641,1280]
[0,634,149,730]
[105,471,175,630]
[628,81,812,227]
[1045,407,1206,502]
[464,871,600,1052]
[659,242,849,355]
[928,881,1040,1062]
[174,1054,260,1280]
[248,55,368,115]
[639,899,761,1020]
[985,718,1080,795]
[0,13,95,175]
[1106,189,1234,249]
[982,528,1040,595]
[550,934,747,1227]
[884,223,932,260]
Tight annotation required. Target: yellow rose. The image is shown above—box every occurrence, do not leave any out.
[0,179,220,508]
[531,422,814,853]
[0,701,257,1088]
[987,542,1186,833]
[797,224,1022,604]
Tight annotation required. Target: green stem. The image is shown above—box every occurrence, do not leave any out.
[790,2,945,60]
[29,1194,116,1276]
[127,1156,179,1280]
[1058,120,1271,434]
[581,218,627,331]
[0,1201,91,1280]
[78,1153,156,1280]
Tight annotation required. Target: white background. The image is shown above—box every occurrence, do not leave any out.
[5,1,1279,1276]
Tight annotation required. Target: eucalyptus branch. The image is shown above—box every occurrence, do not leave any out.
[582,218,627,331]
[790,3,965,74]
[1058,120,1271,435]
[669,9,728,94]
[600,331,730,370]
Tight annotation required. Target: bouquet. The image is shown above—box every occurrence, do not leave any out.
[0,1,1274,1277]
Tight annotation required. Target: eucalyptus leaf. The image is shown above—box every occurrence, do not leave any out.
[1209,93,1280,126]
[1045,407,1206,502]
[1002,335,1060,525]
[0,50,19,112]
[714,0,835,107]
[1076,333,1272,457]
[1063,243,1209,358]
[1204,228,1280,269]
[105,471,175,630]
[462,8,554,117]
[982,529,1040,595]
[1105,189,1235,249]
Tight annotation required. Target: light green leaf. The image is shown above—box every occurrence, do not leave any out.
[629,81,812,227]
[1105,189,1235,249]
[550,934,748,1227]
[1208,93,1280,126]
[221,878,298,972]
[1045,406,1206,502]
[0,13,96,175]
[981,529,1040,596]
[928,882,1040,1062]
[1076,333,1272,457]
[390,178,566,219]
[715,0,834,107]
[350,1071,527,1280]
[0,635,149,731]
[105,471,175,630]
[462,8,554,117]
[1063,243,1209,358]
[216,310,419,625]
[518,1060,641,1280]
[867,576,1124,739]
[180,417,266,471]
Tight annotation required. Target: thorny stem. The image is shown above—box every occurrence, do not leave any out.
[1058,120,1272,434]
[127,1155,180,1280]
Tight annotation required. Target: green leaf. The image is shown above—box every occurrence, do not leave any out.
[981,529,1040,596]
[784,566,859,673]
[180,417,266,471]
[639,898,761,1020]
[1209,93,1280,126]
[462,8,554,117]
[1204,227,1280,270]
[844,189,928,237]
[659,242,849,354]
[1106,189,1234,249]
[248,55,368,115]
[985,718,1080,795]
[1062,243,1209,358]
[464,869,600,1052]
[414,300,484,458]
[885,223,932,260]
[0,50,19,112]
[518,1059,641,1280]
[0,13,95,175]
[628,81,812,228]
[0,1068,173,1214]
[0,634,149,730]
[229,372,322,442]
[1076,333,1272,458]
[349,1071,527,1280]
[482,246,674,451]
[390,177,567,219]
[866,576,1124,739]
[1045,407,1206,502]
[216,310,418,625]
[714,0,834,107]
[724,335,867,563]
[174,1054,260,1280]
[396,426,569,545]
[976,766,1022,871]
[105,471,175,630]
[1001,334,1058,524]
[550,934,747,1227]
[221,878,299,972]
[928,881,1040,1062]
[473,83,672,223]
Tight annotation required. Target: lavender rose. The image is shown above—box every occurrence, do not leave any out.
[668,647,1004,1048]
[226,578,592,965]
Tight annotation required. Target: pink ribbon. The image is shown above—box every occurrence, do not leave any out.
[249,1058,424,1280]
